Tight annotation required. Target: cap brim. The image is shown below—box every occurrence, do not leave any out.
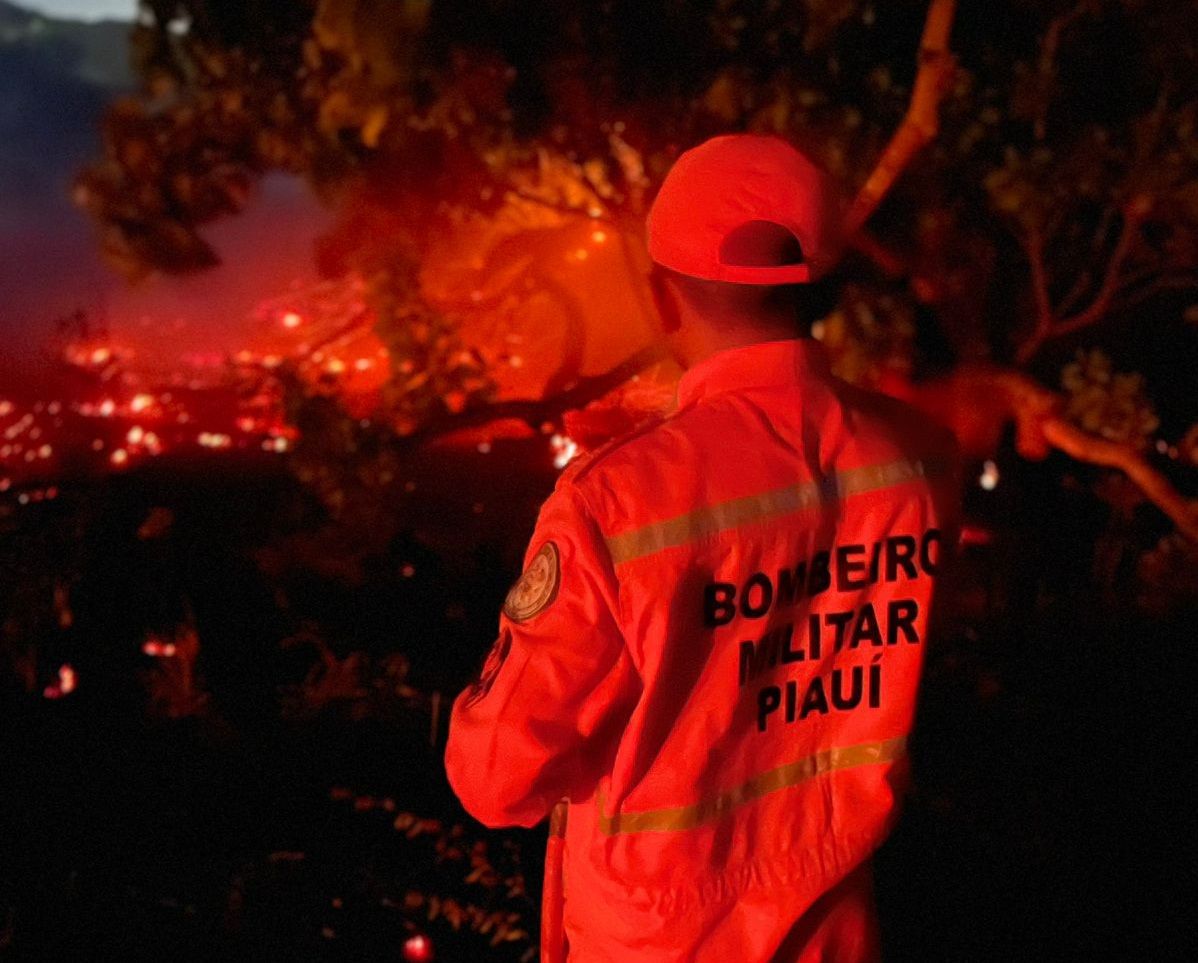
[710,263,813,285]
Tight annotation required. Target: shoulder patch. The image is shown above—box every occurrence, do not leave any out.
[503,541,561,622]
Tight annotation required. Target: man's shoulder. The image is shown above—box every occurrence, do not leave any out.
[558,409,679,489]
[831,377,959,462]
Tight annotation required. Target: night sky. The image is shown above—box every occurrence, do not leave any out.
[20,1,133,20]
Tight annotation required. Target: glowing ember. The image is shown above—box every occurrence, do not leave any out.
[979,459,1000,491]
[198,432,233,449]
[960,524,994,546]
[143,639,178,657]
[282,311,303,329]
[550,433,579,469]
[43,664,77,699]
[402,933,434,962]
[0,330,307,503]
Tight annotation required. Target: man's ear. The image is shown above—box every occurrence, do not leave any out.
[648,266,682,335]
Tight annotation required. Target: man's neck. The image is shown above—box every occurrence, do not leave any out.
[674,322,800,371]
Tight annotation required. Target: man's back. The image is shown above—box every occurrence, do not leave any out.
[447,338,957,962]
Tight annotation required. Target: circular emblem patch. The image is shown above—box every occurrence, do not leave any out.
[503,541,561,622]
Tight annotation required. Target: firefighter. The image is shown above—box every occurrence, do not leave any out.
[445,134,960,962]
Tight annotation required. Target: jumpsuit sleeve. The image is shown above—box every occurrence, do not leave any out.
[444,481,639,828]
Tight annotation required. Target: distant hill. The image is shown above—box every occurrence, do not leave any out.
[0,0,133,380]
[0,0,132,206]
[0,0,132,89]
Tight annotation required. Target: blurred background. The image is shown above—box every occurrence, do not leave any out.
[1,1,1196,959]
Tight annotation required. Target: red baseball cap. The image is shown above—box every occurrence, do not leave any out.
[647,134,845,285]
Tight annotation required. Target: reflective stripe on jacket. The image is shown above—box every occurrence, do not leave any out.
[446,338,960,962]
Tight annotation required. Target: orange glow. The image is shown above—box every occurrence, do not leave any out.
[198,432,232,449]
[550,433,579,469]
[402,933,434,962]
[0,185,672,504]
[143,639,178,657]
[43,664,77,699]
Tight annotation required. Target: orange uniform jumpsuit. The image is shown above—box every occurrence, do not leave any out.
[445,338,959,962]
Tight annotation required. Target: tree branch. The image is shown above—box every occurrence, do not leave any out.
[1033,1,1092,140]
[1106,270,1198,316]
[1015,228,1055,363]
[1014,200,1148,363]
[947,365,1198,541]
[400,341,669,445]
[1040,417,1198,541]
[1055,203,1118,317]
[845,0,958,236]
[1050,202,1146,335]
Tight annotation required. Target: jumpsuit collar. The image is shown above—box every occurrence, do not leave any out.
[676,337,831,408]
